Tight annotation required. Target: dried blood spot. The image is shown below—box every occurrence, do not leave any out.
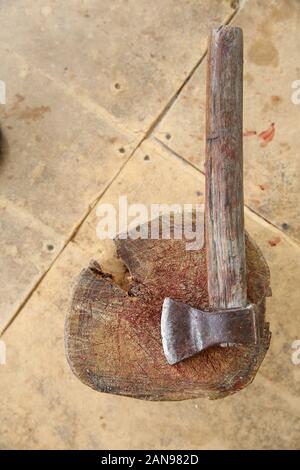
[259,122,275,146]
[268,236,281,247]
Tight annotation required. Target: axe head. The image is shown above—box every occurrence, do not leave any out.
[161,298,260,365]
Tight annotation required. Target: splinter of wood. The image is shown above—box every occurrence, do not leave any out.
[205,26,246,310]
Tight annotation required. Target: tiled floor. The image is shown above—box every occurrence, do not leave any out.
[0,0,299,449]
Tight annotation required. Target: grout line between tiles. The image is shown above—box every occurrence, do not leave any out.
[153,136,300,251]
[0,144,138,336]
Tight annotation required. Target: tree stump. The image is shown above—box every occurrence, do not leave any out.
[65,217,271,401]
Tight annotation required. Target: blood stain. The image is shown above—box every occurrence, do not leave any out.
[258,122,275,146]
[243,130,257,137]
[258,184,269,191]
[268,236,281,247]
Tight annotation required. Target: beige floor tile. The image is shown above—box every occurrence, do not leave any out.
[153,65,205,166]
[245,210,300,398]
[0,0,235,134]
[0,43,138,236]
[74,138,205,266]
[1,139,299,449]
[0,198,64,333]
[154,0,300,242]
[0,41,137,332]
[198,376,300,449]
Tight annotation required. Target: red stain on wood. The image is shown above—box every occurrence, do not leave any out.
[268,236,281,247]
[258,122,275,146]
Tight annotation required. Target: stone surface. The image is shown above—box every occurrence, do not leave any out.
[0,0,234,134]
[154,0,300,242]
[1,139,299,449]
[246,213,300,398]
[74,138,205,262]
[0,198,64,333]
[0,41,138,331]
[0,42,137,236]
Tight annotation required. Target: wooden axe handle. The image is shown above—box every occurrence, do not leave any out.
[205,26,247,309]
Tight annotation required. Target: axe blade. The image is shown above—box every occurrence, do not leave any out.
[161,298,259,365]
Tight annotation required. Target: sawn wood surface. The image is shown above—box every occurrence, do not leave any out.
[65,218,271,400]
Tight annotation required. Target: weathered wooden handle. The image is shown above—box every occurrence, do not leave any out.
[205,26,247,309]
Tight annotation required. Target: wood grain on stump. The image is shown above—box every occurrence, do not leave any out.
[65,217,271,401]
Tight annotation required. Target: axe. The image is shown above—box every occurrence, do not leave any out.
[161,26,261,365]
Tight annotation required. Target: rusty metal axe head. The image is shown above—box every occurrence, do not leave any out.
[161,298,260,365]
